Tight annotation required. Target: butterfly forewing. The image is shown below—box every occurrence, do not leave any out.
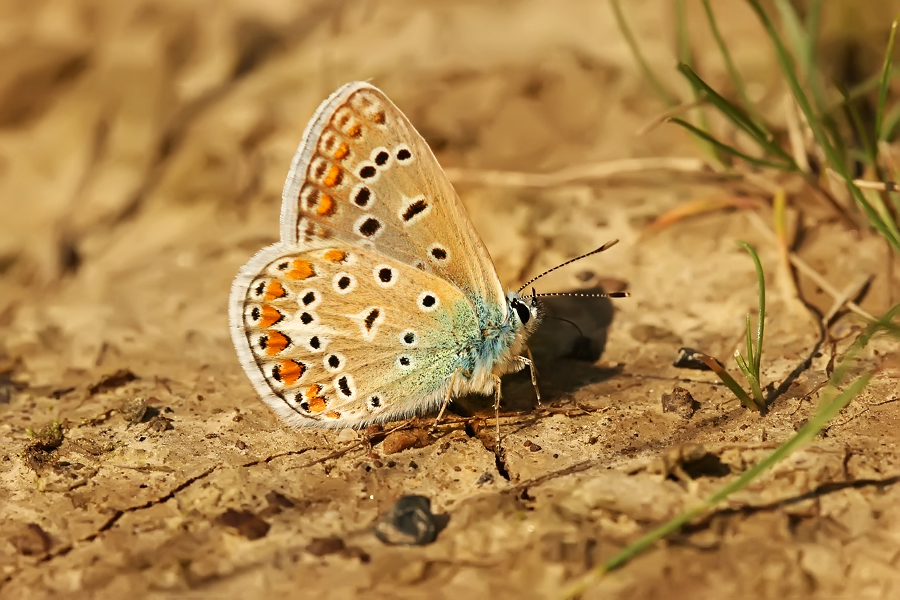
[279,82,505,313]
[235,244,480,427]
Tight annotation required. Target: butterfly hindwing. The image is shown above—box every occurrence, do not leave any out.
[231,243,480,427]
[279,82,505,313]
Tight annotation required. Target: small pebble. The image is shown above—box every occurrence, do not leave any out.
[374,495,439,545]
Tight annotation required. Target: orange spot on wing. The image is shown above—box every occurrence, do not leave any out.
[347,123,362,138]
[316,194,336,216]
[305,384,322,398]
[286,259,315,280]
[280,360,305,385]
[265,331,290,355]
[264,281,286,301]
[325,411,341,419]
[322,165,343,188]
[323,250,346,263]
[308,397,327,413]
[259,305,282,328]
[333,143,349,160]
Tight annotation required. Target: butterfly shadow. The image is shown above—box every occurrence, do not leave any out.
[452,286,622,418]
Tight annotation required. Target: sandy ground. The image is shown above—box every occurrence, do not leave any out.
[1,1,899,598]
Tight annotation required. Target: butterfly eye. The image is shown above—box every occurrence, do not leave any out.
[511,298,531,324]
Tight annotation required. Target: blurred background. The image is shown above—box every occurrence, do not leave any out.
[2,2,900,598]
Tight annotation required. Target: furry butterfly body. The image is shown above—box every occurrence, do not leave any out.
[229,82,540,429]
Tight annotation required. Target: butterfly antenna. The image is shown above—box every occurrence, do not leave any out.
[544,315,586,337]
[517,239,623,294]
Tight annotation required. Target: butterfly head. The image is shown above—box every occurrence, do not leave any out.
[506,290,543,341]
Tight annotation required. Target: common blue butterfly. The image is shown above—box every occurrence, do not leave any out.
[229,82,621,446]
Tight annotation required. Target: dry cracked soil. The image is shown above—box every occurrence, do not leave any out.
[1,1,899,599]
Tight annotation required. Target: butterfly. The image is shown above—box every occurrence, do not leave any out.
[229,82,620,445]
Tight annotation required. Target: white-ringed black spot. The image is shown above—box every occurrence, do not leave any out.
[309,336,321,350]
[352,185,372,208]
[394,143,413,163]
[416,291,439,312]
[302,291,316,305]
[397,355,413,370]
[364,308,380,331]
[371,147,391,168]
[300,312,314,325]
[374,264,397,288]
[271,364,282,382]
[250,307,261,322]
[428,243,449,263]
[253,281,266,297]
[400,330,417,346]
[354,215,383,239]
[324,352,345,373]
[299,399,311,412]
[366,395,382,411]
[335,374,355,399]
[401,197,430,223]
[332,271,357,294]
[358,164,377,180]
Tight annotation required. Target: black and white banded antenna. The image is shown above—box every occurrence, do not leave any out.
[518,239,630,299]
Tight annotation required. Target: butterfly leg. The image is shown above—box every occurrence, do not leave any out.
[430,366,470,434]
[521,345,541,406]
[491,373,503,451]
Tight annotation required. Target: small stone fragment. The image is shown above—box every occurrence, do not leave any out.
[374,495,440,546]
[672,347,714,370]
[11,523,52,556]
[661,386,699,419]
[306,536,345,556]
[216,508,270,540]
[382,430,418,455]
[88,369,138,395]
[146,415,174,432]
[119,396,147,425]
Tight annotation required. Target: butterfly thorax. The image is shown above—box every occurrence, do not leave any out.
[452,292,542,396]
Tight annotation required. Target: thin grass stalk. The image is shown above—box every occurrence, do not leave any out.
[610,0,679,106]
[677,64,796,167]
[745,0,900,254]
[668,118,794,170]
[700,0,765,129]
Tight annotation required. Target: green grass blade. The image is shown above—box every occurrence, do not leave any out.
[677,64,795,167]
[609,0,679,106]
[884,102,900,142]
[674,5,727,167]
[700,0,764,129]
[772,0,812,82]
[697,354,757,410]
[802,0,826,110]
[745,0,900,255]
[668,118,795,170]
[835,81,878,168]
[744,313,755,370]
[876,18,899,142]
[561,305,900,598]
[737,241,766,374]
[561,372,872,600]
